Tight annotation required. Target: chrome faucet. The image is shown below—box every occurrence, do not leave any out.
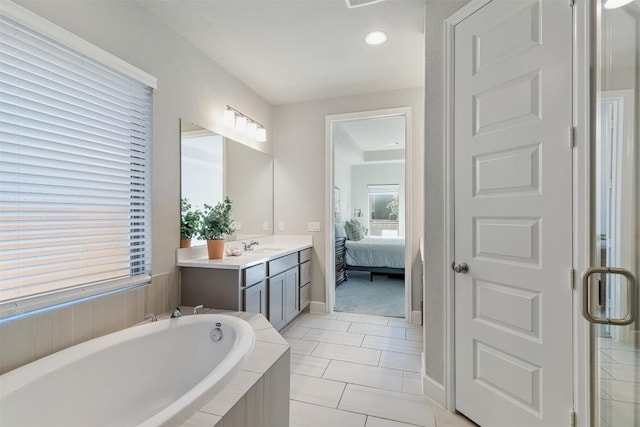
[171,307,182,318]
[243,240,259,251]
[193,304,204,315]
[144,313,157,322]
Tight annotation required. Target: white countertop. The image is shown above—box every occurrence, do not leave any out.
[176,235,312,270]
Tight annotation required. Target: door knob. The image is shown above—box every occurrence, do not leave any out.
[452,262,469,274]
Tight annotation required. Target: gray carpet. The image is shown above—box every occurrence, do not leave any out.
[335,271,405,318]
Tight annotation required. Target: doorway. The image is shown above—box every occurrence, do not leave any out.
[325,108,412,319]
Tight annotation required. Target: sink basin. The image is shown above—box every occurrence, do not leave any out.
[247,247,284,253]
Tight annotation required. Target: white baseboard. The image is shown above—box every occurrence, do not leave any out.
[422,353,446,407]
[310,301,326,313]
[411,310,421,324]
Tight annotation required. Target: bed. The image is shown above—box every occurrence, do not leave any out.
[343,236,405,280]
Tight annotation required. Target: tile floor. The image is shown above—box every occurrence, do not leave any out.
[283,311,477,427]
[598,333,640,427]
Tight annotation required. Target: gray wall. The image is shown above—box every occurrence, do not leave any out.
[273,88,424,313]
[423,0,470,386]
[0,0,273,374]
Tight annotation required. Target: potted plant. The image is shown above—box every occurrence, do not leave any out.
[180,198,201,248]
[198,197,235,259]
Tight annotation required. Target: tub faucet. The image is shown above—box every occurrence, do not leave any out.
[171,307,182,318]
[243,240,259,251]
[144,313,157,322]
[193,304,204,315]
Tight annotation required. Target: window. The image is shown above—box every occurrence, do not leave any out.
[368,185,399,237]
[0,9,155,321]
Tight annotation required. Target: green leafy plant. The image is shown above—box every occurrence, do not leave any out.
[198,197,235,240]
[386,198,399,221]
[181,198,202,240]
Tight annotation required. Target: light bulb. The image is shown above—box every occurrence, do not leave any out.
[256,127,267,142]
[235,115,247,132]
[247,121,257,137]
[223,109,235,126]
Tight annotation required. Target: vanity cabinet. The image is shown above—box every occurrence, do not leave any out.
[267,253,299,330]
[180,246,311,331]
[299,248,312,310]
[243,264,267,316]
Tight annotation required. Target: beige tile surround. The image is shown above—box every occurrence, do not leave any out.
[0,271,179,375]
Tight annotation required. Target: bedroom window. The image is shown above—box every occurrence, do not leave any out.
[368,185,399,237]
[0,7,156,322]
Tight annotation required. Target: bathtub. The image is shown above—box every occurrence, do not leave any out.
[0,313,255,427]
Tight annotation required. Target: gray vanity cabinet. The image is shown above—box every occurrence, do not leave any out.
[299,248,312,311]
[180,247,311,331]
[284,267,299,324]
[268,272,286,331]
[267,253,299,330]
[244,281,266,316]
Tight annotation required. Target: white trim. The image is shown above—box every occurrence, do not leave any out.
[325,116,336,313]
[441,0,496,413]
[325,107,413,319]
[411,310,421,325]
[309,301,326,314]
[573,3,591,425]
[0,0,157,88]
[422,373,446,407]
[573,1,591,424]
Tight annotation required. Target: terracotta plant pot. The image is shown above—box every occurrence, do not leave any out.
[180,238,192,248]
[207,239,225,259]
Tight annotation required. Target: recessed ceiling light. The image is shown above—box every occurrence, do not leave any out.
[385,142,400,146]
[364,30,388,46]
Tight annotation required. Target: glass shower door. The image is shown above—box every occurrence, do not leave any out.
[587,1,640,426]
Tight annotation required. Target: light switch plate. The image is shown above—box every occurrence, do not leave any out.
[263,221,269,231]
[233,221,242,231]
[308,222,321,232]
[278,221,285,231]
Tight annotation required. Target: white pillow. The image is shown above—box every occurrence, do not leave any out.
[335,222,348,238]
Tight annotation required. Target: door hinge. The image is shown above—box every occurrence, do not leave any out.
[569,126,576,148]
[570,410,576,427]
[570,268,576,290]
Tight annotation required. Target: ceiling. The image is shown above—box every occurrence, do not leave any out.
[136,0,426,105]
[334,115,405,165]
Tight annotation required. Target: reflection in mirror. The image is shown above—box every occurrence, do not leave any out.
[180,119,274,245]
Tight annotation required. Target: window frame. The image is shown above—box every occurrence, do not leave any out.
[0,1,157,323]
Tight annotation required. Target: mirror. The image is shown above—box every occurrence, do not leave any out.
[180,119,274,244]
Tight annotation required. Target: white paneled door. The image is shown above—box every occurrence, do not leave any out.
[453,1,573,426]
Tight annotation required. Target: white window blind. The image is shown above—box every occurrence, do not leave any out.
[0,14,153,319]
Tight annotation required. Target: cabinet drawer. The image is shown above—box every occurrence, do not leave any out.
[299,282,310,310]
[300,260,311,285]
[299,248,312,263]
[269,253,298,277]
[244,263,266,287]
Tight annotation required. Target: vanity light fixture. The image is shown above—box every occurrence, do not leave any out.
[256,127,267,142]
[364,30,388,46]
[604,0,633,8]
[223,105,267,142]
[247,121,257,137]
[235,115,247,132]
[223,107,235,126]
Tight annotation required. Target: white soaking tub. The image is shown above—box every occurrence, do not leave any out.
[0,313,255,427]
